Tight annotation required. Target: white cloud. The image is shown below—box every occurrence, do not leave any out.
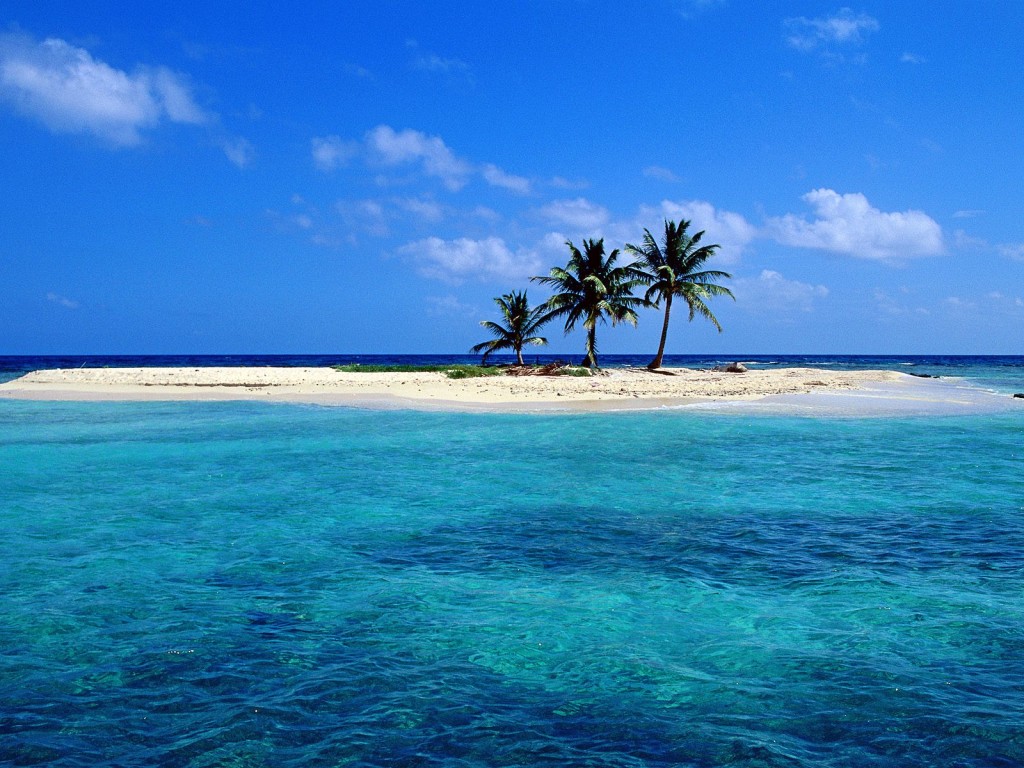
[413,53,470,75]
[397,236,541,283]
[873,288,928,317]
[945,296,976,310]
[784,8,879,52]
[676,0,726,18]
[342,62,373,80]
[360,125,526,194]
[46,291,79,309]
[311,135,358,171]
[953,229,988,251]
[366,125,472,191]
[220,136,254,168]
[550,176,589,190]
[425,294,477,318]
[539,197,610,232]
[0,32,211,146]
[953,209,984,219]
[766,189,944,261]
[732,270,828,313]
[395,197,444,222]
[901,52,926,64]
[643,165,680,182]
[998,243,1024,262]
[482,163,531,194]
[639,199,757,264]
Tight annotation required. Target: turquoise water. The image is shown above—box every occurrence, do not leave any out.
[2,397,1024,766]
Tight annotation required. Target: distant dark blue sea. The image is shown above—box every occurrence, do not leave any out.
[2,355,1023,766]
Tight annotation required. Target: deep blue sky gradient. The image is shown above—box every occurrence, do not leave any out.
[1,2,1022,354]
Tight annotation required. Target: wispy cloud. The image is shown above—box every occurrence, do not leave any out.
[766,189,943,262]
[406,40,472,82]
[998,243,1024,262]
[675,0,727,19]
[784,8,879,53]
[311,135,358,171]
[901,52,926,64]
[46,291,79,309]
[397,236,541,283]
[413,53,470,75]
[642,165,680,182]
[539,197,610,233]
[220,136,254,168]
[425,294,477,318]
[732,270,828,313]
[482,163,531,195]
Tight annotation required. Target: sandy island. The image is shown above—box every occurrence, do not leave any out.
[0,365,948,412]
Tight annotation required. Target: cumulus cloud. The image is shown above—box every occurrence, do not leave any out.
[0,32,211,146]
[732,270,828,313]
[638,199,757,264]
[539,197,610,232]
[311,135,358,171]
[397,236,542,283]
[361,125,528,193]
[784,8,879,52]
[766,189,944,261]
[366,125,472,191]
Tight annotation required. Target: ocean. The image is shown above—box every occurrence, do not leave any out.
[1,356,1023,766]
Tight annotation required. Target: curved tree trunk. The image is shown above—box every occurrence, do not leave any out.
[648,294,673,370]
[515,346,525,366]
[582,325,598,368]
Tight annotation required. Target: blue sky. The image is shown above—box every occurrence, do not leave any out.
[1,2,1022,355]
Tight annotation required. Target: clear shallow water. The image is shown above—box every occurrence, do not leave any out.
[2,400,1024,767]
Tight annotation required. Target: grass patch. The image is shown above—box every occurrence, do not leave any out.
[331,363,503,379]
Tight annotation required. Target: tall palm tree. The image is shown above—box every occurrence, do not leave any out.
[626,219,734,370]
[531,238,647,368]
[470,291,549,365]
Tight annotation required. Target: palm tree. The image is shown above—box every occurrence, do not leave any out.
[626,219,733,370]
[531,238,647,368]
[470,291,549,365]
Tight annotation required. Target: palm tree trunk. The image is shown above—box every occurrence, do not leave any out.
[648,294,673,370]
[516,346,524,366]
[583,325,598,368]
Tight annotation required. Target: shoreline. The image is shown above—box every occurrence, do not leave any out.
[0,365,1015,415]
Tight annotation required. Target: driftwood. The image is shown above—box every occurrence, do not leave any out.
[504,361,588,377]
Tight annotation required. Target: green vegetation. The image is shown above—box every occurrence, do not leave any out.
[530,238,647,368]
[465,219,734,369]
[625,219,734,370]
[332,363,502,379]
[470,291,549,365]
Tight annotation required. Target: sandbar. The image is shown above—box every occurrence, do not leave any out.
[1,365,1007,415]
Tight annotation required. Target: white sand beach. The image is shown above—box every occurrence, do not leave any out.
[0,365,938,411]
